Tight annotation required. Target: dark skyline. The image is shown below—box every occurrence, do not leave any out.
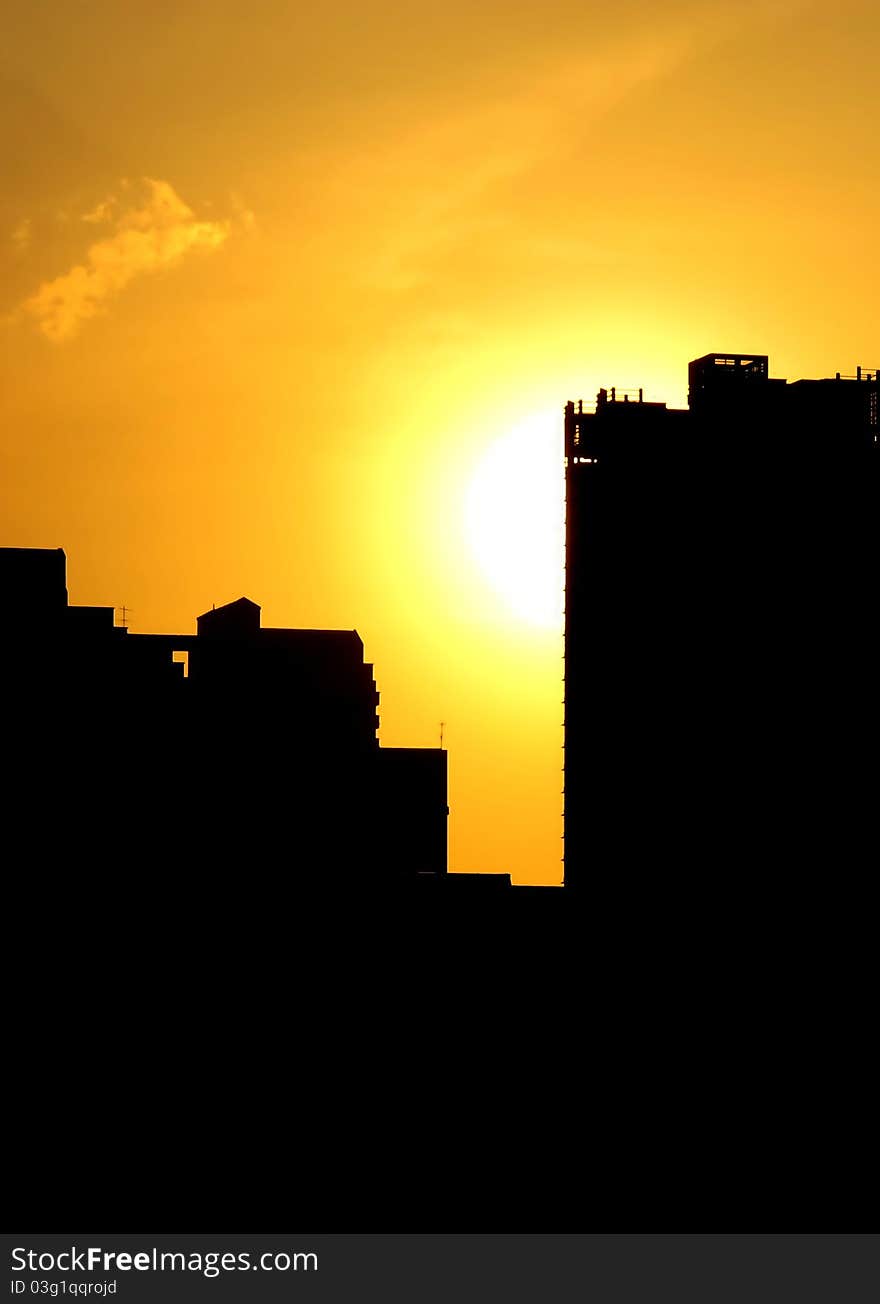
[1,544,560,899]
[4,350,875,903]
[5,1,879,894]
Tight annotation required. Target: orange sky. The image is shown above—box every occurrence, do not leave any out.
[2,0,878,883]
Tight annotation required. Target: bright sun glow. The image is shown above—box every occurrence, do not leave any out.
[464,409,565,629]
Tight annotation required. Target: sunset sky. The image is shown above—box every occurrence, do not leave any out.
[2,0,877,883]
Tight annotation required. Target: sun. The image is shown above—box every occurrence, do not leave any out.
[463,409,564,629]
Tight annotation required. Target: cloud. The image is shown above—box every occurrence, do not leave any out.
[81,198,116,224]
[324,0,811,300]
[333,37,688,296]
[22,178,231,341]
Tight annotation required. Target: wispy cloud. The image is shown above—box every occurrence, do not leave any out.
[328,0,810,298]
[22,178,231,341]
[81,198,116,224]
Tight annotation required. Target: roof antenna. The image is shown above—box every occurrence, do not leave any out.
[440,721,445,750]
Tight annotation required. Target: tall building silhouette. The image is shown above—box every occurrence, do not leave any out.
[564,355,877,897]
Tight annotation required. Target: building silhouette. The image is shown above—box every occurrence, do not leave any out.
[10,351,871,907]
[564,354,877,898]
[1,547,562,901]
[0,547,450,888]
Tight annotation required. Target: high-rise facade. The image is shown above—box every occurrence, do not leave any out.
[564,355,877,897]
